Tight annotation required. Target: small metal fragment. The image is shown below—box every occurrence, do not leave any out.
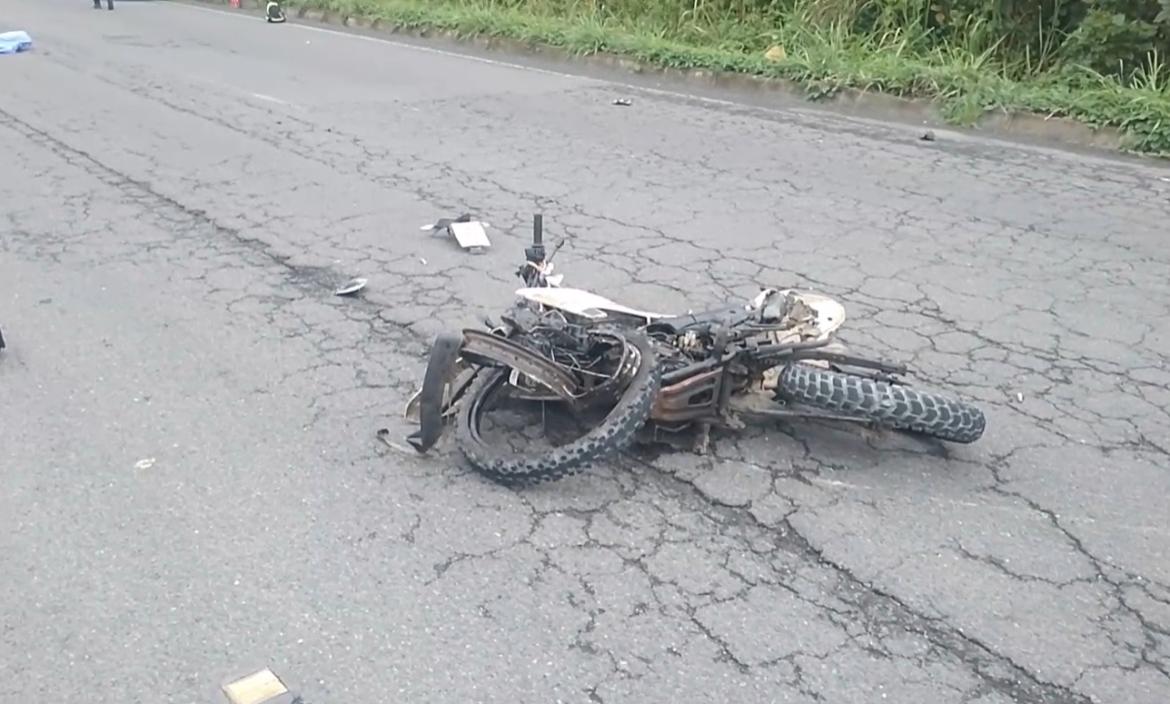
[377,427,415,454]
[334,277,368,296]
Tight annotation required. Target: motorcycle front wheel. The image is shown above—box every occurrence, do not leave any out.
[457,329,661,485]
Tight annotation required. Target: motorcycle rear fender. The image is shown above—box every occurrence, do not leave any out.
[404,329,584,453]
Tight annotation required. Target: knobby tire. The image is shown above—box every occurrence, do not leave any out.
[778,363,986,443]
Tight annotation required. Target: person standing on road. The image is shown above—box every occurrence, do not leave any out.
[93,0,113,10]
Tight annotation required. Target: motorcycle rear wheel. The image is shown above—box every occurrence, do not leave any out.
[777,363,986,443]
[457,329,660,485]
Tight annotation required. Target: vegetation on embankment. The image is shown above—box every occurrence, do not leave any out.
[292,0,1170,154]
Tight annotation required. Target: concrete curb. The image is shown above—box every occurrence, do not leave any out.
[202,0,1127,154]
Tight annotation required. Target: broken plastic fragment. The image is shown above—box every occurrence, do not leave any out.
[334,277,368,296]
[422,214,492,251]
[449,221,491,250]
[0,30,33,54]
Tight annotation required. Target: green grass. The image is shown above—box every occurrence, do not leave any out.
[286,0,1170,154]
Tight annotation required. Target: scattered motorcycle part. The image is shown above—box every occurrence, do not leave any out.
[420,214,472,233]
[0,324,5,350]
[613,98,633,106]
[334,277,368,296]
[421,214,492,251]
[0,30,33,54]
[405,331,466,452]
[377,428,416,454]
[449,221,491,251]
[920,130,936,141]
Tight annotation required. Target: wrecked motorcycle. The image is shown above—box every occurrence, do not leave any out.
[404,215,986,485]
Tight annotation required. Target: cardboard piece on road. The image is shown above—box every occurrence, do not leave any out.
[222,668,300,704]
[449,220,491,251]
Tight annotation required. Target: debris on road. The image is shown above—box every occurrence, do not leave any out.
[612,98,633,107]
[334,277,368,296]
[920,130,936,142]
[222,668,300,704]
[265,1,287,23]
[377,427,415,454]
[134,457,156,470]
[0,31,33,55]
[421,214,492,252]
[420,213,472,234]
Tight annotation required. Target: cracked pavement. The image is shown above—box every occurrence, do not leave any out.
[1,2,1169,703]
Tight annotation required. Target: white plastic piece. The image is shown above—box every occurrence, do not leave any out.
[449,221,491,250]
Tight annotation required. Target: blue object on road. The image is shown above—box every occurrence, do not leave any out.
[0,30,33,54]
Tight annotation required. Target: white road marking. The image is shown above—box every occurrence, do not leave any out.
[251,92,289,105]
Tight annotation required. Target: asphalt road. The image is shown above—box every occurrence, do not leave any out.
[2,2,1169,703]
